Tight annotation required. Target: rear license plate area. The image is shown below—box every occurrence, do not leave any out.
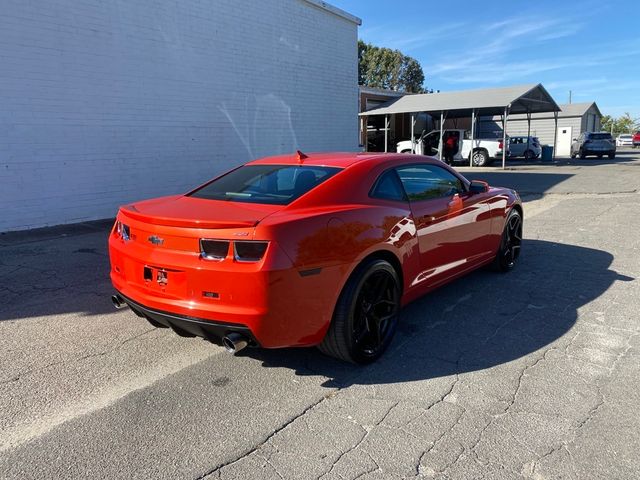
[142,265,186,296]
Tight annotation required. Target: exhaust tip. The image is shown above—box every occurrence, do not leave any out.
[222,333,248,354]
[111,294,128,309]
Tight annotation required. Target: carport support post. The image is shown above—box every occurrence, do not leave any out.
[527,112,532,154]
[384,114,389,153]
[410,113,415,153]
[553,111,559,160]
[469,109,476,167]
[439,111,444,161]
[502,105,510,170]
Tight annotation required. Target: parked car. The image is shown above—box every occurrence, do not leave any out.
[570,132,616,159]
[396,129,508,166]
[509,136,542,160]
[633,131,640,148]
[616,134,633,147]
[109,152,522,364]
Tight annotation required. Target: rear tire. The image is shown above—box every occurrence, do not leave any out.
[318,259,401,364]
[471,149,489,167]
[608,153,616,159]
[492,209,522,272]
[579,149,586,159]
[524,149,535,160]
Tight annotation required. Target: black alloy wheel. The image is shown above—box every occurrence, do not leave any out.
[493,210,522,272]
[319,259,400,364]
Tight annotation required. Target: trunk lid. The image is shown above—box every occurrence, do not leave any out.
[120,195,282,229]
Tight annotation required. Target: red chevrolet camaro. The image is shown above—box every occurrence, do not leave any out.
[109,152,522,363]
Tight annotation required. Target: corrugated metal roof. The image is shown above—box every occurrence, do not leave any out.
[556,102,601,117]
[480,102,601,121]
[359,83,560,118]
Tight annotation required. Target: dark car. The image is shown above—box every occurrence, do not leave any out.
[570,132,616,159]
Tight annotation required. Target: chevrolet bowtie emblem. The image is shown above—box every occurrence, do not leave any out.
[148,235,164,245]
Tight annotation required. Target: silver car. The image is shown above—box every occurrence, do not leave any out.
[509,136,541,160]
[570,132,616,159]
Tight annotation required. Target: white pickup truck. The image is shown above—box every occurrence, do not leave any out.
[396,129,508,166]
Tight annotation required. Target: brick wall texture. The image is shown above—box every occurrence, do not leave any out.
[0,0,359,231]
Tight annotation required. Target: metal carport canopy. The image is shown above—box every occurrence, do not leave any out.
[358,83,560,118]
[359,83,560,169]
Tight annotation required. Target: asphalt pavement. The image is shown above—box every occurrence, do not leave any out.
[1,149,639,479]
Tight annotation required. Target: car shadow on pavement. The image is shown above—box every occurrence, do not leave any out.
[0,221,116,322]
[244,239,634,387]
[456,172,573,201]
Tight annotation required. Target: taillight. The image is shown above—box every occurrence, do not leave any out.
[115,220,130,241]
[199,239,269,262]
[200,239,230,261]
[498,141,504,149]
[234,241,269,262]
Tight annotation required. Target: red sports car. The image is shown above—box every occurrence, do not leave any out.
[109,152,522,363]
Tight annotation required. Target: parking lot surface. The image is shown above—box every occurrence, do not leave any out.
[1,150,639,479]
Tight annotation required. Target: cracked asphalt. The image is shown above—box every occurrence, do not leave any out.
[1,150,639,479]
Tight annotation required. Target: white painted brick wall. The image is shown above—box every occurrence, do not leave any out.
[0,0,360,231]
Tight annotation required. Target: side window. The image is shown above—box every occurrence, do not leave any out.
[396,164,464,201]
[370,169,407,202]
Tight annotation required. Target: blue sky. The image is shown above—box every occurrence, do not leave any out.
[331,0,640,119]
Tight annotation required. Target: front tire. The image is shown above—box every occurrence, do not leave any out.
[318,259,401,364]
[492,209,522,272]
[524,149,535,160]
[579,148,587,159]
[608,152,616,159]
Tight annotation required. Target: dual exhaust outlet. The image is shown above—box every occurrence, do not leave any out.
[110,294,248,354]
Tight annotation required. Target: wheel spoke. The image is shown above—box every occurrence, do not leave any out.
[369,319,382,350]
[354,319,370,345]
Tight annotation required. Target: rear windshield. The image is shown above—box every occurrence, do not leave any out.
[588,133,612,140]
[189,165,341,205]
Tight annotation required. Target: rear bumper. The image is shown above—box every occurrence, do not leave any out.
[109,230,347,348]
[117,292,259,346]
[584,149,615,155]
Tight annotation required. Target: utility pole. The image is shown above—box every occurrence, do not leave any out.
[568,90,572,104]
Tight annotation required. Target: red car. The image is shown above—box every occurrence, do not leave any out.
[633,131,640,148]
[109,152,522,363]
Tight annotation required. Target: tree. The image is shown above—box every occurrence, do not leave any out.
[358,40,426,93]
[601,113,640,135]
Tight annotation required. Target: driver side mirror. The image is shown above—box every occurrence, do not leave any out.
[469,180,489,194]
[572,138,577,142]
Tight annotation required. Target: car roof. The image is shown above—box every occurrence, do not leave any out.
[247,151,437,169]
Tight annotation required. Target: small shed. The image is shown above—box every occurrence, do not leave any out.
[479,102,602,156]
